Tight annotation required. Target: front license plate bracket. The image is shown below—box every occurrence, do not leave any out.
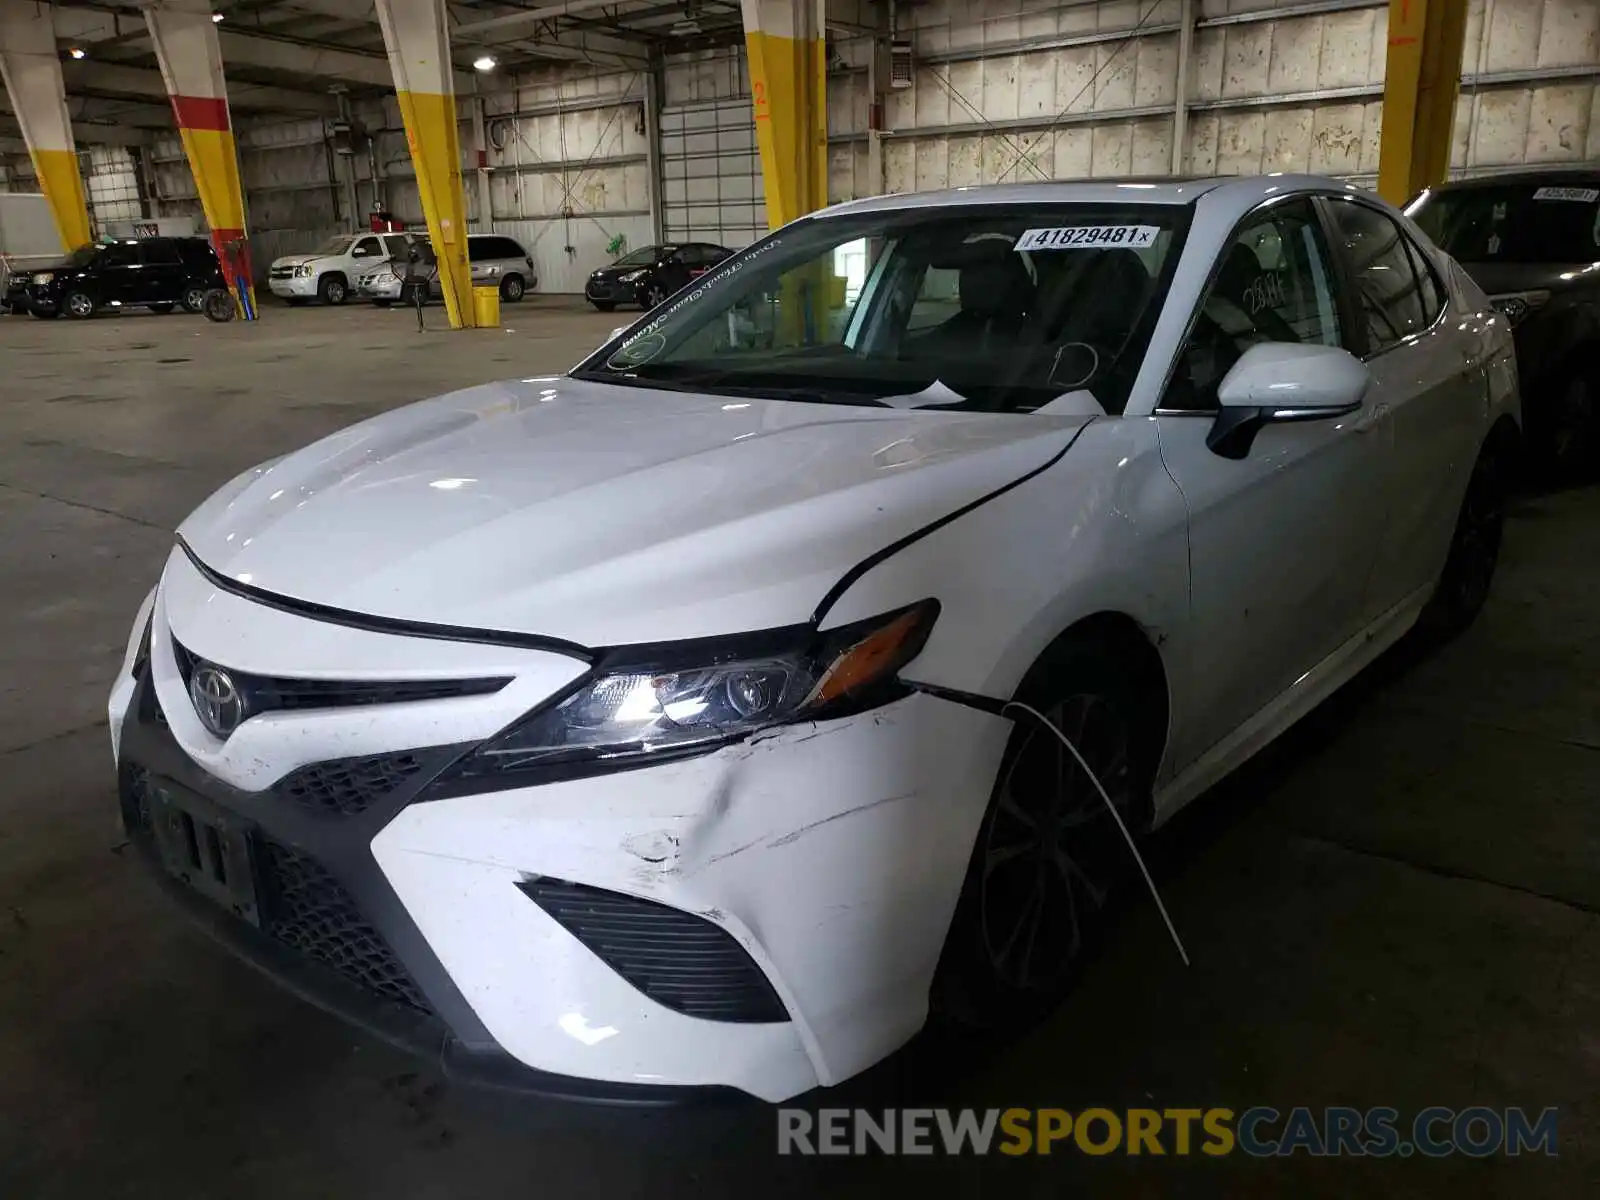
[147,781,263,927]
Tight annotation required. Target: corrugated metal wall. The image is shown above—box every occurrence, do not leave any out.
[7,0,1595,291]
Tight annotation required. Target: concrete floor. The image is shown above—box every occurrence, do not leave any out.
[0,299,1595,1198]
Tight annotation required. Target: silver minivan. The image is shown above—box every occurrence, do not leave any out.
[357,233,537,305]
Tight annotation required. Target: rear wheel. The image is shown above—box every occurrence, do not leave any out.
[1417,432,1510,640]
[64,291,96,319]
[181,286,208,313]
[934,639,1156,1030]
[645,283,667,308]
[499,274,525,303]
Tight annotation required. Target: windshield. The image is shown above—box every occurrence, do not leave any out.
[1408,183,1600,263]
[575,205,1189,414]
[613,245,669,267]
[312,236,354,256]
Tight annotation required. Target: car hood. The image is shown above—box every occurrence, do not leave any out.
[1452,260,1597,295]
[177,376,1089,646]
[272,253,340,269]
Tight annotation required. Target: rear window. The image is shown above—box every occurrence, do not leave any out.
[469,236,524,261]
[1408,183,1600,262]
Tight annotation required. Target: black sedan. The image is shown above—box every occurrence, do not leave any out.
[1408,169,1600,475]
[584,242,732,312]
[21,237,224,319]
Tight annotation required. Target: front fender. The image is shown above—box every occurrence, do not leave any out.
[817,417,1190,732]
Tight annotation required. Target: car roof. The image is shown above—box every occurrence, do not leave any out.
[812,174,1368,220]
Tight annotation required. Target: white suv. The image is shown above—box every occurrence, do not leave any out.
[267,232,416,306]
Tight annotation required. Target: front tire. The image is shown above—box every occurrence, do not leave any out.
[1417,432,1510,640]
[933,639,1156,1030]
[317,274,348,306]
[64,291,96,319]
[499,274,525,303]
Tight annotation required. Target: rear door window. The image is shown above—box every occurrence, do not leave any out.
[1326,199,1428,354]
[142,239,182,265]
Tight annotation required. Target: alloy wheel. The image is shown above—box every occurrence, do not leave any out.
[184,288,207,311]
[647,285,666,308]
[978,693,1133,992]
[67,293,94,318]
[325,279,346,304]
[1551,376,1595,472]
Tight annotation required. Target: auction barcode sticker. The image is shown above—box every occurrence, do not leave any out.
[1532,186,1599,202]
[1015,225,1159,251]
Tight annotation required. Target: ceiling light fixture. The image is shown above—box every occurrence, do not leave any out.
[473,54,497,71]
[68,47,86,59]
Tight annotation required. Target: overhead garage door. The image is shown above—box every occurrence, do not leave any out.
[659,96,767,249]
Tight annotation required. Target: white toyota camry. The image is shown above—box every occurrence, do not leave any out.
[110,176,1519,1104]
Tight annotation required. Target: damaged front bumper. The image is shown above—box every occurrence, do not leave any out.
[109,567,1011,1103]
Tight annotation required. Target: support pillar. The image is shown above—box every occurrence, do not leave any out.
[143,0,256,317]
[1376,0,1468,205]
[373,0,474,328]
[740,0,826,230]
[0,1,91,251]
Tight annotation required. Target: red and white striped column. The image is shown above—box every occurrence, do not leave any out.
[143,0,256,316]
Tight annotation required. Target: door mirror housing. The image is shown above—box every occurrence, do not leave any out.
[1207,342,1371,460]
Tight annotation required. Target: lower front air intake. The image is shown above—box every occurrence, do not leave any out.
[517,878,789,1024]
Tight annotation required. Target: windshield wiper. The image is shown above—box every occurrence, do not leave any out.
[592,362,893,407]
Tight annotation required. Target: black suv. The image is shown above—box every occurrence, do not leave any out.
[1408,169,1600,474]
[585,242,732,312]
[21,237,225,320]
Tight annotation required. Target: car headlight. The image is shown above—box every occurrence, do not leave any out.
[32,272,53,284]
[293,265,312,278]
[443,601,938,784]
[478,264,500,275]
[619,269,646,282]
[1489,290,1549,326]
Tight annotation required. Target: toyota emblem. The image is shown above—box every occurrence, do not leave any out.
[189,664,246,738]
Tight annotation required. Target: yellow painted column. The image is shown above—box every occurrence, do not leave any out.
[740,0,827,230]
[0,2,90,252]
[374,0,475,329]
[1376,0,1469,205]
[143,0,257,318]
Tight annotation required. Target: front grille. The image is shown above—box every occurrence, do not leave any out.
[269,268,294,280]
[273,750,427,817]
[258,838,431,1013]
[519,878,788,1024]
[171,636,509,719]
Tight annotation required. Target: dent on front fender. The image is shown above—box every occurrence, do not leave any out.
[372,691,1011,1092]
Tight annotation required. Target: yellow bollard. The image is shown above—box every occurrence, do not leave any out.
[472,285,500,328]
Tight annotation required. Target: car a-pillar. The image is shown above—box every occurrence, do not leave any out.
[373,0,477,329]
[1375,0,1469,205]
[142,0,257,320]
[740,0,833,341]
[0,4,92,254]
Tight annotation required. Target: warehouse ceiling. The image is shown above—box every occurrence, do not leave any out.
[6,0,752,139]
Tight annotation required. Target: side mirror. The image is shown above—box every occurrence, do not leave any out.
[1207,342,1371,460]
